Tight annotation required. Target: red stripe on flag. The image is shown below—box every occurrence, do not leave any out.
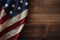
[0,18,26,37]
[7,33,20,40]
[0,15,8,24]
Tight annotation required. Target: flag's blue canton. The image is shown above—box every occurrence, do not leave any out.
[0,0,28,18]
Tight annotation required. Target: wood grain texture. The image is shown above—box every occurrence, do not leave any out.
[18,0,60,40]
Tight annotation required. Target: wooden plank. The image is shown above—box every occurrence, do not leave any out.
[19,0,60,40]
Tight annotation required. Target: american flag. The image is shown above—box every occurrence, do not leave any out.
[0,0,28,40]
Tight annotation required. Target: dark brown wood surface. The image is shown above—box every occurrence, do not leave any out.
[19,0,60,40]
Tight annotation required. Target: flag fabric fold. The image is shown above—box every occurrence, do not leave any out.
[0,0,28,40]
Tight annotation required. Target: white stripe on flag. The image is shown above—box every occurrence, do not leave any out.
[0,9,28,31]
[0,9,6,19]
[0,24,24,40]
